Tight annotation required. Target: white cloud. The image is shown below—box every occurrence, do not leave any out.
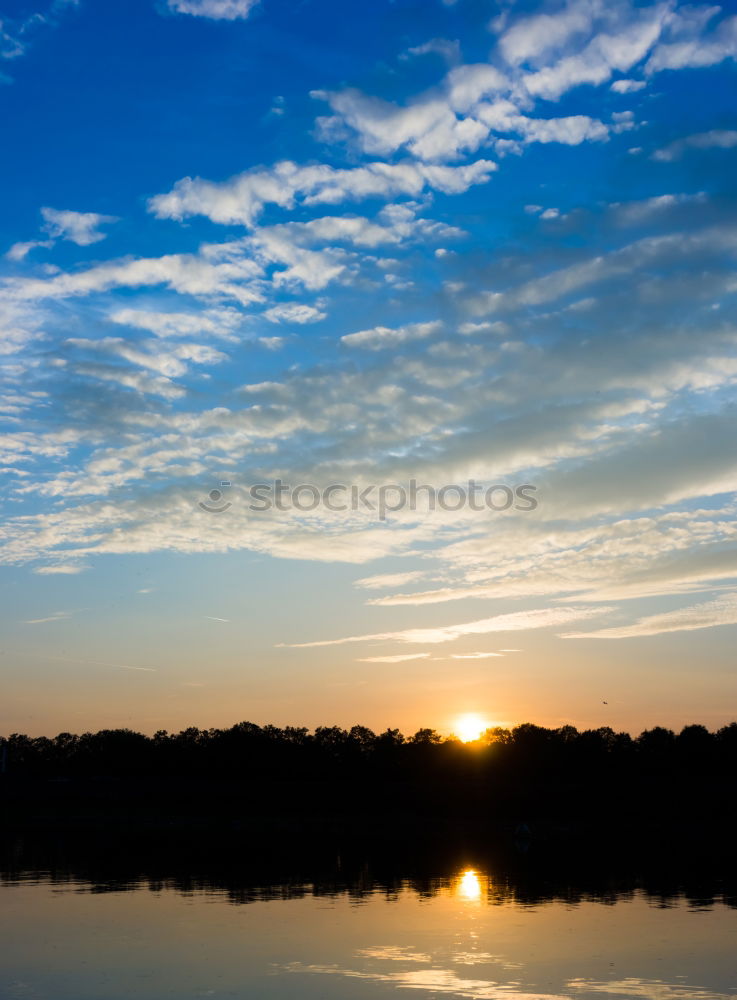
[357,652,431,663]
[258,336,285,350]
[4,33,737,650]
[468,224,737,315]
[283,605,611,648]
[263,303,326,324]
[166,0,258,19]
[5,239,53,261]
[354,570,427,590]
[23,611,72,625]
[495,1,735,104]
[0,300,45,355]
[109,307,245,340]
[652,129,737,162]
[611,109,636,133]
[264,207,463,250]
[1,2,79,78]
[341,320,442,350]
[41,207,118,246]
[514,114,609,145]
[149,160,497,227]
[66,336,228,378]
[403,38,461,66]
[450,651,504,659]
[314,81,608,161]
[610,191,707,224]
[1,21,25,62]
[368,507,737,609]
[445,63,510,111]
[7,247,266,305]
[457,320,509,335]
[646,13,737,73]
[71,363,187,399]
[33,564,89,575]
[563,592,737,639]
[498,1,595,65]
[315,89,487,162]
[519,5,671,101]
[610,78,646,92]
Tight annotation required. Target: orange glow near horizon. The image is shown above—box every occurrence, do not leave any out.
[455,714,487,743]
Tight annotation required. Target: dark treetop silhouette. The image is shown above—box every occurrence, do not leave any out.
[2,721,736,835]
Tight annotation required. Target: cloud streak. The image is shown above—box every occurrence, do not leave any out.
[283,606,612,648]
[166,0,259,19]
[563,593,737,639]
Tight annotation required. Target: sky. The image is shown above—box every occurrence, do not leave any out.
[1,0,737,737]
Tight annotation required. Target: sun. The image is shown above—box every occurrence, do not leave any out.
[456,713,486,743]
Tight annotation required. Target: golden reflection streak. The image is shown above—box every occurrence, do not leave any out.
[456,868,485,901]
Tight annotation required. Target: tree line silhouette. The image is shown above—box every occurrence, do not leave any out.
[0,722,737,826]
[3,721,737,777]
[2,720,736,819]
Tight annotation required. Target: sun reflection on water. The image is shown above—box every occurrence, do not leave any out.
[456,868,484,901]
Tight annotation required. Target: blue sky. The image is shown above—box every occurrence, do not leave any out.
[1,0,737,735]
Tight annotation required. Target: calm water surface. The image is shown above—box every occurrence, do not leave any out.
[1,865,736,1000]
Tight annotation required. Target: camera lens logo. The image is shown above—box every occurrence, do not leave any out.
[199,482,232,513]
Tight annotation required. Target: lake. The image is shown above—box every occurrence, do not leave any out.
[1,846,736,1000]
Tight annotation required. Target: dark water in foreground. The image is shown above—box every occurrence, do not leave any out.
[1,840,736,1000]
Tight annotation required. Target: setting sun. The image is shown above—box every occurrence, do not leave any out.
[456,714,486,743]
